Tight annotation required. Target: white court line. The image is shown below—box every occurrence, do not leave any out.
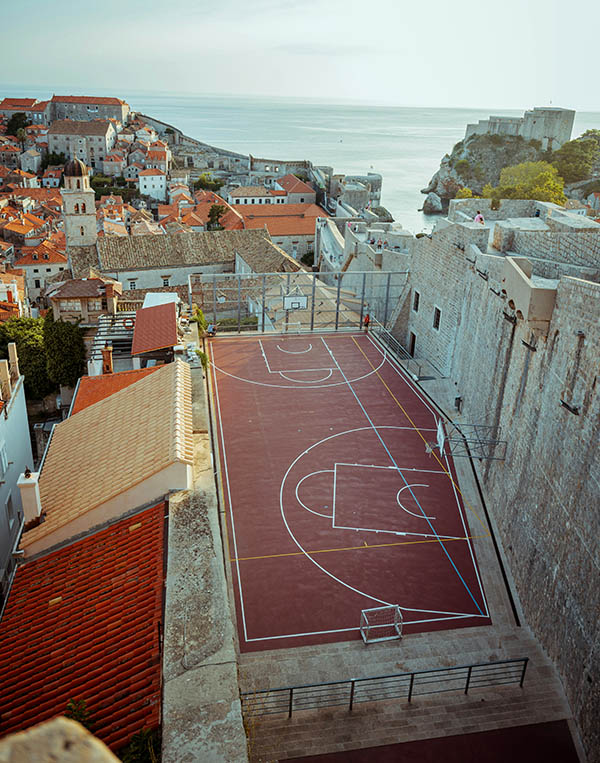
[211,344,250,642]
[259,338,331,374]
[279,370,333,383]
[295,470,334,519]
[276,343,313,354]
[335,461,446,475]
[397,484,436,520]
[444,449,490,619]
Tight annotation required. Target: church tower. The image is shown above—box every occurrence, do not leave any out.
[61,158,97,248]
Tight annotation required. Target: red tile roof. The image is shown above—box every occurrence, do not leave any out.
[0,98,38,109]
[0,503,165,751]
[51,95,125,106]
[132,302,178,355]
[276,173,315,195]
[14,239,67,265]
[71,368,159,414]
[139,168,165,177]
[240,203,327,236]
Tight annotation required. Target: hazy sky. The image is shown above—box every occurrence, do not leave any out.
[1,0,598,110]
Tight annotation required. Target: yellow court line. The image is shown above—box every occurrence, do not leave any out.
[351,336,490,536]
[231,534,488,563]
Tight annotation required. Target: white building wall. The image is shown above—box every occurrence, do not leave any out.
[106,262,231,290]
[0,376,34,580]
[139,175,166,201]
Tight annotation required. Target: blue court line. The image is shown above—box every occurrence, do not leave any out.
[321,338,484,617]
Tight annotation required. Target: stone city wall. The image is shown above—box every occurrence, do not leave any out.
[393,235,600,760]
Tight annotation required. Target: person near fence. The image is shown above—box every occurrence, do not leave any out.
[363,313,370,331]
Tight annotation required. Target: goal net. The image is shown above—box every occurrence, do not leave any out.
[360,605,403,644]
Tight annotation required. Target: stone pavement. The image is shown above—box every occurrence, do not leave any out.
[234,372,581,762]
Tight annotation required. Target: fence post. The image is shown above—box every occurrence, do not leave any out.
[261,275,266,332]
[212,274,217,324]
[520,658,529,688]
[237,275,242,333]
[383,271,391,326]
[464,665,473,694]
[334,276,342,331]
[349,680,355,712]
[359,272,367,329]
[310,274,316,332]
[408,673,415,703]
[288,688,294,719]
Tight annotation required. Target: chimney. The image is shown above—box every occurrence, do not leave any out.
[17,469,42,523]
[8,342,19,381]
[105,283,114,299]
[102,344,113,374]
[0,359,11,401]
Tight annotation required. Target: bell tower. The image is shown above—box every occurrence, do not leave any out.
[61,158,97,248]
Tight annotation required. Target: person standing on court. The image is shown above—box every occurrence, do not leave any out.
[474,210,485,224]
[363,313,370,332]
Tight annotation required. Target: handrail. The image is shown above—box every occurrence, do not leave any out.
[241,657,529,719]
[369,316,422,380]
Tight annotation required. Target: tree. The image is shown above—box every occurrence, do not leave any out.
[64,699,93,731]
[43,312,86,388]
[0,317,54,399]
[193,173,224,192]
[578,129,600,151]
[455,187,474,198]
[551,138,599,184]
[41,151,67,171]
[207,203,227,230]
[16,128,27,153]
[482,161,566,205]
[6,112,30,135]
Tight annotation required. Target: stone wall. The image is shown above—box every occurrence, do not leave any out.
[393,228,600,760]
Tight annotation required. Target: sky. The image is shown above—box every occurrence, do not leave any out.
[0,0,598,110]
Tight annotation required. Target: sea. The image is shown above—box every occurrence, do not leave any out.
[2,85,599,233]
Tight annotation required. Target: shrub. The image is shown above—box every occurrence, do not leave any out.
[196,350,208,370]
[455,187,473,198]
[489,134,504,146]
[455,159,471,179]
[64,699,93,731]
[190,305,208,331]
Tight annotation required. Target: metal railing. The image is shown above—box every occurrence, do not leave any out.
[241,658,528,719]
[369,316,422,380]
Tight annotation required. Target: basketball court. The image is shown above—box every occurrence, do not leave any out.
[209,331,492,653]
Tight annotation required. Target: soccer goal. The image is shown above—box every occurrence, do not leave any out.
[359,605,403,644]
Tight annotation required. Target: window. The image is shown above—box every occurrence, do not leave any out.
[128,280,137,290]
[6,492,15,528]
[433,307,441,331]
[33,268,39,273]
[300,197,304,203]
[412,290,420,312]
[32,254,38,261]
[46,268,51,273]
[59,267,64,271]
[162,277,170,287]
[0,443,7,477]
[34,279,41,288]
[61,299,81,311]
[80,226,84,236]
[81,203,86,213]
[88,299,102,311]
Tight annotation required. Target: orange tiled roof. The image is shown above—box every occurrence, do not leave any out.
[146,150,167,161]
[139,168,165,177]
[0,503,164,751]
[276,173,315,195]
[240,203,327,236]
[132,302,178,355]
[0,98,38,108]
[15,239,67,265]
[71,367,159,414]
[51,95,125,105]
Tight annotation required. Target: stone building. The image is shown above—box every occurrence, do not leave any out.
[388,199,599,760]
[61,158,97,255]
[48,120,117,171]
[465,107,575,150]
[49,95,129,124]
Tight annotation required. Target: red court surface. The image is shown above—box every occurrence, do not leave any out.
[209,332,491,653]
[283,721,580,762]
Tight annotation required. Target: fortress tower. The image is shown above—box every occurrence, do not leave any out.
[61,158,97,249]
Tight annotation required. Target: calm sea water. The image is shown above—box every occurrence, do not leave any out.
[2,85,599,232]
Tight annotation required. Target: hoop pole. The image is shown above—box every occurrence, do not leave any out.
[520,658,528,688]
[465,665,473,694]
[288,687,294,719]
[408,673,415,702]
[349,680,356,712]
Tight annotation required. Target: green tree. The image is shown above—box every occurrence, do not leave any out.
[551,138,599,184]
[193,173,224,192]
[6,112,30,135]
[482,161,566,205]
[64,699,94,732]
[190,306,208,331]
[578,129,600,151]
[16,128,27,153]
[43,312,86,388]
[0,317,54,399]
[454,158,471,179]
[455,187,474,199]
[207,203,227,230]
[41,151,67,171]
[120,728,161,763]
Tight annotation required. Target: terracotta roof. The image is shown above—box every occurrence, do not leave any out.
[51,95,125,106]
[276,173,315,195]
[139,168,165,177]
[48,119,113,136]
[49,278,117,298]
[71,368,160,414]
[0,503,164,751]
[132,302,178,355]
[240,203,327,236]
[145,151,167,161]
[229,185,284,198]
[14,240,67,266]
[21,361,193,550]
[0,98,38,108]
[96,228,279,270]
